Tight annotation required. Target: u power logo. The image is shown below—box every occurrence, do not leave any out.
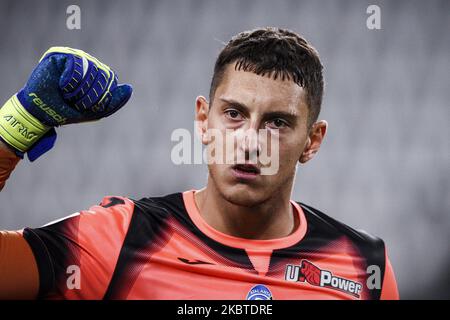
[285,260,363,298]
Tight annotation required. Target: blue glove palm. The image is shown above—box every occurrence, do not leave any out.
[18,47,132,126]
[0,47,132,161]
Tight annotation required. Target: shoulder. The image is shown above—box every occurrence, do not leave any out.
[296,202,387,285]
[295,202,391,300]
[130,192,186,221]
[21,195,136,299]
[297,201,385,254]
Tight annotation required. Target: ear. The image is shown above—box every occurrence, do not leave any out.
[195,96,209,145]
[299,120,328,163]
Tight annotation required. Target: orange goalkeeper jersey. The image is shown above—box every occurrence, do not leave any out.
[21,190,399,300]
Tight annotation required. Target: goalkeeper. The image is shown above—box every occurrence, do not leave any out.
[0,28,399,300]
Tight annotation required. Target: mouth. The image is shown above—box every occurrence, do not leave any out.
[231,164,261,180]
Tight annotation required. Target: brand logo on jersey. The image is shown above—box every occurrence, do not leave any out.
[285,260,363,298]
[246,284,273,300]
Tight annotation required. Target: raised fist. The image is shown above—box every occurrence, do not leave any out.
[0,47,132,160]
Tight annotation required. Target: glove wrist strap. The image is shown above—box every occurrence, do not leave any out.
[0,95,50,152]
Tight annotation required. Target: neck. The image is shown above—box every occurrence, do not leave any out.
[194,178,298,240]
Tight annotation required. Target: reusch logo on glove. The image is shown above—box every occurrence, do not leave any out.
[29,93,67,125]
[284,260,363,298]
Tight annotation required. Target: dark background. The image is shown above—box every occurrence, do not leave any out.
[0,0,448,299]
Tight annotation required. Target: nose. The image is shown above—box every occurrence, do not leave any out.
[236,127,261,162]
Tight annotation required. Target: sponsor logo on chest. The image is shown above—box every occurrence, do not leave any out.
[285,259,362,298]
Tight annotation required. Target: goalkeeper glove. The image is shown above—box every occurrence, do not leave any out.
[0,46,132,161]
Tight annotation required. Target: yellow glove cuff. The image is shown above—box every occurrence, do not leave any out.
[0,95,50,152]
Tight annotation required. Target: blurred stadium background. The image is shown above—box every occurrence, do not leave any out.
[0,0,448,299]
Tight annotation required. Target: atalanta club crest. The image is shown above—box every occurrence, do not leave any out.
[246,284,273,300]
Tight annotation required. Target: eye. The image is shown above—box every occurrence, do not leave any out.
[225,109,243,120]
[267,118,288,129]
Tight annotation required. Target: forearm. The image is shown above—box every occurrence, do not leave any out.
[0,140,20,191]
[0,230,39,299]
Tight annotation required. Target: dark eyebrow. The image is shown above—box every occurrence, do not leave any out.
[219,98,249,113]
[263,111,298,124]
[219,97,299,123]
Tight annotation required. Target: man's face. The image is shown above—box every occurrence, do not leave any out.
[196,63,320,207]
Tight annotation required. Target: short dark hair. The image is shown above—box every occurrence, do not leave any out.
[209,27,324,127]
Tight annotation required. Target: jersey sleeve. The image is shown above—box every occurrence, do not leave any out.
[22,196,135,299]
[380,249,400,300]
